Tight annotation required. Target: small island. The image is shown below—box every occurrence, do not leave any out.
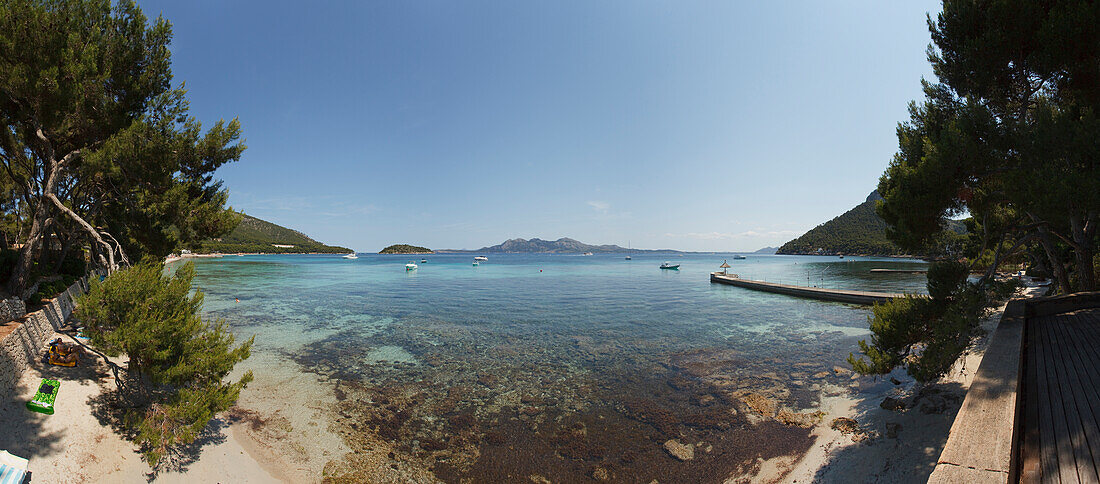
[379,244,433,254]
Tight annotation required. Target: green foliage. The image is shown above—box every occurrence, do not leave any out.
[878,0,1100,292]
[849,261,1017,382]
[379,244,432,254]
[192,212,350,254]
[76,259,253,466]
[0,0,245,295]
[777,191,904,256]
[926,260,968,301]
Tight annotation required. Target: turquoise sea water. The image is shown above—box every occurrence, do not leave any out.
[186,253,928,481]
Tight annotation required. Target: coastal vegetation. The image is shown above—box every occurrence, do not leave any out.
[0,0,244,299]
[876,0,1100,293]
[194,212,350,254]
[0,0,255,469]
[853,0,1100,380]
[76,260,254,466]
[848,261,1018,382]
[379,244,432,254]
[777,191,901,256]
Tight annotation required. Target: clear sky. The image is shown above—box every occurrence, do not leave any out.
[138,0,940,252]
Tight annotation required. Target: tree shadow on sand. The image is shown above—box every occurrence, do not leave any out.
[84,368,231,481]
[811,380,967,484]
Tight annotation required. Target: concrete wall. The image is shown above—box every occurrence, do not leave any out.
[0,277,89,393]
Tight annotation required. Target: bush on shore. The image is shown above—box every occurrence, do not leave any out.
[76,259,254,466]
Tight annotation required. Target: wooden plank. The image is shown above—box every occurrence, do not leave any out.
[1021,309,1043,483]
[1039,316,1083,483]
[1046,315,1100,481]
[933,301,1024,477]
[1033,315,1062,483]
[1061,311,1100,478]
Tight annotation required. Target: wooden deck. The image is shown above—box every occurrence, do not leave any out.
[1020,307,1100,483]
[709,272,904,305]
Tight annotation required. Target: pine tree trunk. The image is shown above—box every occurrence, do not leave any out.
[1034,222,1072,292]
[1070,214,1096,291]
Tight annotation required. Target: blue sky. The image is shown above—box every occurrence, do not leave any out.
[139,0,940,252]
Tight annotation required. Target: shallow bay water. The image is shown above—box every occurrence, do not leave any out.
[187,253,927,482]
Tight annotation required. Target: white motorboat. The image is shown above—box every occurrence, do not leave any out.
[420,259,428,263]
[343,253,358,259]
[732,254,746,260]
[582,252,594,256]
[474,256,488,261]
[405,262,418,271]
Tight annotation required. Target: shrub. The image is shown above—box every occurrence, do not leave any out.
[76,259,254,466]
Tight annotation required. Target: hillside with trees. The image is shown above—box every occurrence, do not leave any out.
[777,191,901,256]
[194,213,350,254]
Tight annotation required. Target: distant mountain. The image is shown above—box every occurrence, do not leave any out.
[777,191,900,256]
[439,237,679,254]
[753,247,778,254]
[380,244,433,254]
[194,212,351,254]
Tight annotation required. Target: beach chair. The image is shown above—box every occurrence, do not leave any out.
[0,450,28,484]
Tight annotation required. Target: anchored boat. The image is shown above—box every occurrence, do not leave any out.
[659,262,680,270]
[405,262,418,271]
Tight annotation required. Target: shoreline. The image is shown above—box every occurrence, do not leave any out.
[779,286,1046,483]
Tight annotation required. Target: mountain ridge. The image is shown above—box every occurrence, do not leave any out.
[436,237,682,254]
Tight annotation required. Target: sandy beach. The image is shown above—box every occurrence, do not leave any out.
[0,332,345,483]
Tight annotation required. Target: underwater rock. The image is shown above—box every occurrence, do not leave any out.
[775,409,825,428]
[591,465,611,481]
[663,439,695,461]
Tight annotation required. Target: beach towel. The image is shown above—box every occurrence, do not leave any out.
[0,450,28,484]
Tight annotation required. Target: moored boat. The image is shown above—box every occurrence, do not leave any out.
[732,254,746,260]
[659,262,680,270]
[405,262,418,271]
[474,256,488,261]
[343,253,358,259]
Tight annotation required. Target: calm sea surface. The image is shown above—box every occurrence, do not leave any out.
[186,253,928,482]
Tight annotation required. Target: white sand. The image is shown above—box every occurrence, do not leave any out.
[0,332,345,483]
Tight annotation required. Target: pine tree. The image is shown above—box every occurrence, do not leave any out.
[76,259,254,466]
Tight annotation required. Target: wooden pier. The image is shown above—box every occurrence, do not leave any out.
[709,272,904,305]
[869,268,928,274]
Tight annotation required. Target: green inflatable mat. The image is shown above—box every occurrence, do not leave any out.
[26,378,60,415]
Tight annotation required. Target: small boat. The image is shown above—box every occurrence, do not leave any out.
[420,259,428,263]
[732,254,746,260]
[625,255,632,260]
[405,262,418,271]
[660,262,680,270]
[472,261,479,266]
[582,252,594,256]
[474,256,488,261]
[343,253,358,260]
